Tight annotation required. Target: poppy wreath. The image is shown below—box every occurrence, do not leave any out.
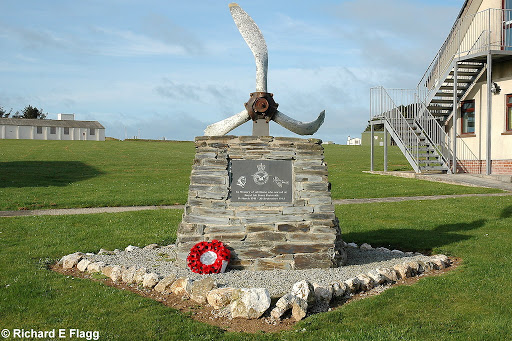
[187,240,231,274]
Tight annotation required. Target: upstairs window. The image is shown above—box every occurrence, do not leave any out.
[507,94,512,131]
[461,100,475,135]
[504,1,512,49]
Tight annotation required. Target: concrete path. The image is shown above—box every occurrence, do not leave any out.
[1,173,511,217]
[417,173,512,191]
[369,171,512,191]
[333,192,512,205]
[0,205,185,218]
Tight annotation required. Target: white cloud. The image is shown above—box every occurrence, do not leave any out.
[90,27,188,57]
[142,14,205,55]
[326,0,461,87]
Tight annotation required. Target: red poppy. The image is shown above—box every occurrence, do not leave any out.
[187,240,230,274]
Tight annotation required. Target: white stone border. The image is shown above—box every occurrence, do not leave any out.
[58,242,452,321]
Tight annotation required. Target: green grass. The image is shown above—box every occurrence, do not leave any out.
[0,210,229,340]
[323,145,500,199]
[0,140,195,210]
[1,197,512,340]
[0,140,499,210]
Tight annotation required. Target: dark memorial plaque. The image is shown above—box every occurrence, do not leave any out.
[230,160,293,202]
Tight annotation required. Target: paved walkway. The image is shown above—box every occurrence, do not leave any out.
[417,173,512,191]
[1,173,510,217]
[333,192,512,205]
[369,171,512,191]
[0,205,185,218]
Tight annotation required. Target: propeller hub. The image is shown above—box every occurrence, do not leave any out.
[245,92,278,122]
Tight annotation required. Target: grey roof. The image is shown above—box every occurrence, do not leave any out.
[0,118,104,129]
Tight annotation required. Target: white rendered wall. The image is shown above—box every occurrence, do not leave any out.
[449,60,512,160]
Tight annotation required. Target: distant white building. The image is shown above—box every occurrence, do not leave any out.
[347,136,361,146]
[0,114,105,141]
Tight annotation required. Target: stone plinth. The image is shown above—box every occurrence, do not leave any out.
[175,136,346,271]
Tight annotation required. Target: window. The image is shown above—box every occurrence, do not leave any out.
[36,126,42,134]
[64,127,70,135]
[461,100,475,135]
[50,126,56,135]
[89,128,95,136]
[507,95,512,132]
[504,1,512,49]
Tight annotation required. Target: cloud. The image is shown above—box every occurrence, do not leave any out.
[333,0,459,41]
[89,27,190,57]
[100,111,207,140]
[0,24,69,50]
[0,21,202,58]
[326,0,461,86]
[142,14,204,55]
[154,77,249,120]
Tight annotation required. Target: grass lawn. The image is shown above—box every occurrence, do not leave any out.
[0,140,195,210]
[1,196,512,340]
[323,145,500,199]
[0,140,500,210]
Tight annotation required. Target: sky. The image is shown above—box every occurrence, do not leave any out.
[0,0,465,143]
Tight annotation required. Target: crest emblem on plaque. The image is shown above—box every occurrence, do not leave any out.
[236,176,247,188]
[252,163,269,185]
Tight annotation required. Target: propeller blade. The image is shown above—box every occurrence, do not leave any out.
[273,110,325,135]
[204,109,251,136]
[229,3,268,92]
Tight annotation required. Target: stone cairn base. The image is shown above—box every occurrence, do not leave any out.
[175,136,347,271]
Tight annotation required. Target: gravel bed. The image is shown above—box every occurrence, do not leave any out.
[85,245,431,297]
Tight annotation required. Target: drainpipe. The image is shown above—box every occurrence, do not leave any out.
[486,51,492,175]
[452,62,458,174]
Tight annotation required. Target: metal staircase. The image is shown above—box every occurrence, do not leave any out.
[408,119,450,171]
[369,8,508,173]
[428,61,486,119]
[371,88,452,173]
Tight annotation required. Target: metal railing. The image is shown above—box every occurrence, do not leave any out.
[418,8,512,103]
[370,87,478,172]
[415,99,452,164]
[370,87,420,172]
[413,99,478,169]
[369,8,504,172]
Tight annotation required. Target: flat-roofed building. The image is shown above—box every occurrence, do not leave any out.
[0,114,105,141]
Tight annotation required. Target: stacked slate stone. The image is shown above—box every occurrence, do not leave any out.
[176,136,347,271]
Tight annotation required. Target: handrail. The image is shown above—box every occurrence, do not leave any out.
[370,87,478,173]
[418,8,512,104]
[370,87,420,171]
[416,99,478,172]
[370,7,504,173]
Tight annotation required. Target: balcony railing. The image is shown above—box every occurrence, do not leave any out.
[418,8,512,103]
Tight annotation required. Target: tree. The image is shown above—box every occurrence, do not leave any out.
[0,106,12,118]
[12,105,47,119]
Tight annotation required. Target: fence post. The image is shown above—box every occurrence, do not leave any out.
[370,122,375,172]
[384,126,388,172]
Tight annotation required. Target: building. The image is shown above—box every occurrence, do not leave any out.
[361,131,393,147]
[0,114,105,141]
[347,136,362,146]
[370,0,512,175]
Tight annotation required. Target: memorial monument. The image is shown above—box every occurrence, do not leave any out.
[175,3,347,271]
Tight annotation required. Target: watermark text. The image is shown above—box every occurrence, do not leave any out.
[1,328,99,340]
